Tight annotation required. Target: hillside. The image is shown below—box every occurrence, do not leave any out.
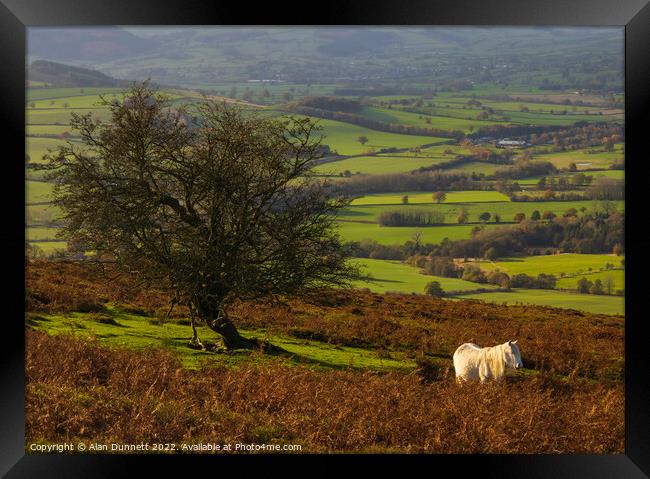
[28,27,156,62]
[27,27,624,90]
[25,260,624,453]
[28,60,132,88]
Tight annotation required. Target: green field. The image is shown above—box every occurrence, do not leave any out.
[339,200,621,225]
[337,222,496,245]
[27,108,112,125]
[28,307,415,372]
[26,137,77,164]
[590,170,625,180]
[314,118,450,155]
[313,155,448,176]
[516,168,625,187]
[474,253,623,277]
[26,226,60,241]
[26,180,54,204]
[350,190,511,206]
[469,99,601,113]
[360,106,507,132]
[375,143,472,157]
[351,258,497,295]
[27,87,126,101]
[28,242,68,255]
[455,289,624,315]
[26,203,61,224]
[556,269,625,292]
[449,162,505,175]
[27,124,79,136]
[533,145,624,170]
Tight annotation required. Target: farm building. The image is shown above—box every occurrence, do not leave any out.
[497,138,527,148]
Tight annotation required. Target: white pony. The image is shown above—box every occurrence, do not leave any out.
[453,340,523,382]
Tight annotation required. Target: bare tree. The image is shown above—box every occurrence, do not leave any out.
[47,82,358,350]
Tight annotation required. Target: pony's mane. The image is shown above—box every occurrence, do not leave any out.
[478,343,506,378]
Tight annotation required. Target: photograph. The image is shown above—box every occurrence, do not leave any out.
[1,0,646,464]
[22,24,628,456]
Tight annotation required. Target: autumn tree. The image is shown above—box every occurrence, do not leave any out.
[433,191,446,204]
[424,281,444,297]
[457,208,469,224]
[47,83,358,350]
[542,211,557,222]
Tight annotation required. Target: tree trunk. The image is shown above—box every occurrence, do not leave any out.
[188,305,203,350]
[203,308,258,350]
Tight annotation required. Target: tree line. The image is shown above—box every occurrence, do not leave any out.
[377,208,446,227]
[347,206,623,261]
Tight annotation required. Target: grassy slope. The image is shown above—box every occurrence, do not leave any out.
[28,307,415,372]
[455,289,624,316]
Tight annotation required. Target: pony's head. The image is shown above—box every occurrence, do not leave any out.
[503,340,523,370]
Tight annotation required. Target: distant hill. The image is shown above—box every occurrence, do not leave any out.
[26,27,624,91]
[28,60,132,87]
[28,27,157,62]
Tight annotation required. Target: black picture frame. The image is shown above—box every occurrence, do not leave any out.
[2,1,648,476]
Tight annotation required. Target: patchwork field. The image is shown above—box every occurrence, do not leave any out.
[24,85,625,321]
[349,257,623,315]
[352,258,498,295]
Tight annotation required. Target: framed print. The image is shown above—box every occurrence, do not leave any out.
[1,0,649,476]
